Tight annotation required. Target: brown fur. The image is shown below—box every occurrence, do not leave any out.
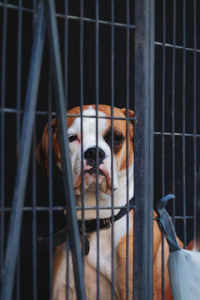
[116,211,175,300]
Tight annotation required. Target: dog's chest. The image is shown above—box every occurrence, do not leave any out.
[86,229,114,280]
[53,214,132,300]
[85,215,129,281]
[83,227,118,299]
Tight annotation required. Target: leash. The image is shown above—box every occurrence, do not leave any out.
[155,194,181,252]
[52,197,135,254]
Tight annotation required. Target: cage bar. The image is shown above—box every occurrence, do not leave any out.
[110,0,115,298]
[0,0,7,280]
[161,0,166,298]
[48,80,53,299]
[0,0,198,299]
[32,127,37,300]
[182,0,187,248]
[0,3,45,300]
[133,0,154,299]
[44,0,86,299]
[95,0,100,298]
[125,0,131,299]
[193,0,197,246]
[172,0,176,222]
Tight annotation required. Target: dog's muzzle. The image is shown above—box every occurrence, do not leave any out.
[84,147,106,166]
[74,148,112,194]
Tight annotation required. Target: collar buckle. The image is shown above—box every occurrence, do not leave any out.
[102,218,111,229]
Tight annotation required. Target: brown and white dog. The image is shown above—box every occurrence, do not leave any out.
[36,105,172,300]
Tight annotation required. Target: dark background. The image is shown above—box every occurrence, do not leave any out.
[0,0,199,299]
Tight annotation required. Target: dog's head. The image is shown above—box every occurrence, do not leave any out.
[36,105,134,197]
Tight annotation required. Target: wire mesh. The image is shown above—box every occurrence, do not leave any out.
[3,0,198,299]
[155,0,200,298]
[0,0,138,299]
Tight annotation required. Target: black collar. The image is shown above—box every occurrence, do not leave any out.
[52,197,135,251]
[79,196,135,234]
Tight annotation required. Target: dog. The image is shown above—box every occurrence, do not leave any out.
[36,104,173,300]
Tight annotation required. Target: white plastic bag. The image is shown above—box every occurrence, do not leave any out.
[156,195,200,300]
[168,249,200,300]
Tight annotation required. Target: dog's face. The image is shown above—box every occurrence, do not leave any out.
[36,105,134,197]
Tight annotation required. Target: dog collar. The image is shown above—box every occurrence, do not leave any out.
[52,197,135,254]
[78,196,135,233]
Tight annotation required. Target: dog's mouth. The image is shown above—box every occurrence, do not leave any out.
[84,167,105,176]
[74,167,111,195]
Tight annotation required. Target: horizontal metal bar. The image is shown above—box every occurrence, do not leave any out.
[0,205,136,212]
[154,131,200,138]
[0,107,136,121]
[172,216,194,220]
[0,1,33,13]
[0,3,45,300]
[0,2,136,29]
[64,114,136,121]
[0,207,195,221]
[155,41,200,53]
[0,207,65,212]
[57,13,136,29]
[0,107,55,115]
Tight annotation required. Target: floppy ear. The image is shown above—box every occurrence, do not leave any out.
[36,118,58,174]
[36,142,47,172]
[120,108,135,119]
[121,108,135,140]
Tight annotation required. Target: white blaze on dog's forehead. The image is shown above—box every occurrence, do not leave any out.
[68,106,107,135]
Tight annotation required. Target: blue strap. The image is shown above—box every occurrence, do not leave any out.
[156,194,181,252]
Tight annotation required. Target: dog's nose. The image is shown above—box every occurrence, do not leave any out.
[84,147,106,165]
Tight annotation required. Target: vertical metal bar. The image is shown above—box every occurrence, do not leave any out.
[64,0,68,109]
[66,235,70,300]
[0,0,8,277]
[32,4,38,300]
[48,78,53,300]
[182,0,187,248]
[133,0,154,298]
[110,0,115,299]
[161,0,166,298]
[32,127,37,300]
[44,1,86,299]
[197,168,200,247]
[16,242,21,299]
[64,2,70,299]
[126,1,130,299]
[193,0,197,247]
[95,0,100,299]
[16,2,23,299]
[80,0,85,262]
[16,0,22,151]
[172,0,176,222]
[0,4,45,300]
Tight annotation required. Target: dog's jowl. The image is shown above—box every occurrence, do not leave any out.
[36,105,172,300]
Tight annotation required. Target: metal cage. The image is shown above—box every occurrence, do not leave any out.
[0,0,199,299]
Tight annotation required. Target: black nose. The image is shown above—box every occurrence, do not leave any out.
[84,147,106,166]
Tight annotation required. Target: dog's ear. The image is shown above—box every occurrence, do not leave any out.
[36,118,58,174]
[120,108,135,119]
[121,108,134,140]
[36,142,47,172]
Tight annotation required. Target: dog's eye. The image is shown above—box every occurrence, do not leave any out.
[68,135,78,143]
[113,134,124,145]
[104,130,124,147]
